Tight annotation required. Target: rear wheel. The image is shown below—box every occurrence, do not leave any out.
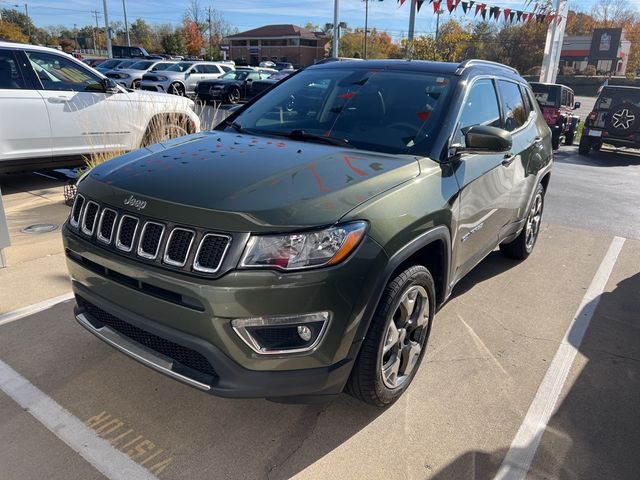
[500,183,544,260]
[347,265,435,406]
[551,131,561,150]
[578,135,591,155]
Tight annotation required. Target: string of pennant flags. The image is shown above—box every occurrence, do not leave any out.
[397,0,563,25]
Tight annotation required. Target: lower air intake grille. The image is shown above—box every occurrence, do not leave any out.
[164,229,194,266]
[76,296,216,378]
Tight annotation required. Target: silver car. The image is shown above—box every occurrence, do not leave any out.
[104,60,176,89]
[139,61,232,96]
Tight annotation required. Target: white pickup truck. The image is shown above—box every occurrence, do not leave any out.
[0,42,200,173]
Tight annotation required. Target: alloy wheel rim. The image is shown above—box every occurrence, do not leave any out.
[525,193,543,249]
[380,285,430,389]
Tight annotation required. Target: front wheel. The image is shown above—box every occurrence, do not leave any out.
[500,183,544,260]
[564,129,575,145]
[225,87,240,104]
[169,82,185,96]
[347,265,435,406]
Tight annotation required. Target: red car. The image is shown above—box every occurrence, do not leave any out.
[530,82,581,149]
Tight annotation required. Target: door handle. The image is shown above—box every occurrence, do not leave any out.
[534,136,543,143]
[49,96,71,104]
[502,153,516,166]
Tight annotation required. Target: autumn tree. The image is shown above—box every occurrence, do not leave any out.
[0,21,28,42]
[339,28,397,59]
[434,20,473,62]
[183,18,203,57]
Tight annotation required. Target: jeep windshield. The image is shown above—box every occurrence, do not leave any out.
[226,68,453,154]
[531,83,558,107]
[595,87,640,110]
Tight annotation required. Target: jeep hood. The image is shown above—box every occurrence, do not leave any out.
[82,131,420,232]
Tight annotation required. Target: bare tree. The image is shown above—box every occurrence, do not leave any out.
[185,0,207,33]
[592,0,637,27]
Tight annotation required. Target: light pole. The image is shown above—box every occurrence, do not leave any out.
[122,0,130,46]
[433,8,443,60]
[102,0,112,58]
[332,0,339,58]
[23,3,29,40]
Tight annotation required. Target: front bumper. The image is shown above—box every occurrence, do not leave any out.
[63,226,387,399]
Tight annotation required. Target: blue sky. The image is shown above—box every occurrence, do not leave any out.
[6,0,615,40]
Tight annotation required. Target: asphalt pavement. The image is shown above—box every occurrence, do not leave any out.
[1,110,639,479]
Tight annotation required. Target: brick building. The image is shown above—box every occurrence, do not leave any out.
[226,24,329,68]
[560,28,631,75]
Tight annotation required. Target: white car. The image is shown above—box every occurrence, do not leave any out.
[139,61,233,96]
[0,42,200,173]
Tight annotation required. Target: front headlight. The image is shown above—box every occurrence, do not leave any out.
[156,75,168,81]
[240,222,367,271]
[119,73,130,79]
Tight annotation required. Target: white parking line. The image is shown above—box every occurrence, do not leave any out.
[495,236,626,480]
[0,292,74,326]
[0,359,158,480]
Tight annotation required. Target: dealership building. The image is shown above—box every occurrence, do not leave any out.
[560,28,631,75]
[226,24,329,68]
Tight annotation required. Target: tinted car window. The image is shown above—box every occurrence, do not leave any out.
[166,62,193,72]
[129,61,154,70]
[561,88,568,106]
[498,80,527,132]
[0,49,26,89]
[26,51,102,92]
[458,79,501,139]
[230,68,452,154]
[531,84,558,107]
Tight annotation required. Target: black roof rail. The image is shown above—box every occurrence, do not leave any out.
[455,59,519,76]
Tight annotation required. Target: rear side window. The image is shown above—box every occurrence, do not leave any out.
[203,65,221,74]
[0,49,27,90]
[458,79,501,135]
[595,88,640,110]
[498,80,527,132]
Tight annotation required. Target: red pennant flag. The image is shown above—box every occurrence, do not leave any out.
[475,3,482,16]
[547,13,555,23]
[433,0,441,13]
[447,0,454,13]
[503,8,511,21]
[398,0,407,5]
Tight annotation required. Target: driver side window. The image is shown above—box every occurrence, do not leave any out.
[26,51,102,92]
[456,79,501,145]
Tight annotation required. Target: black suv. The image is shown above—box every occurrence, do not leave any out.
[580,85,640,155]
[64,59,552,406]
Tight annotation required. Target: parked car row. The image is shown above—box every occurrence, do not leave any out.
[0,41,200,173]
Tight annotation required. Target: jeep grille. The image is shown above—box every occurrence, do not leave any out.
[67,197,232,277]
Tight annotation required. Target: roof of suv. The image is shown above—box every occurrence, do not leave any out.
[0,40,67,54]
[306,58,521,79]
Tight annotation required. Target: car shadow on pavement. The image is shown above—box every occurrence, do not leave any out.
[428,271,640,480]
[554,146,640,168]
[448,250,522,301]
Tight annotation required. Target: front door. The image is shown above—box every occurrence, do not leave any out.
[24,50,134,157]
[452,78,515,280]
[0,49,51,162]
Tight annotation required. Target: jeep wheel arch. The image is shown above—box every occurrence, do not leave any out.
[346,225,451,361]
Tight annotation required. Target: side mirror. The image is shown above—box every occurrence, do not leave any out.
[246,78,253,82]
[464,125,512,152]
[573,101,581,110]
[101,77,119,94]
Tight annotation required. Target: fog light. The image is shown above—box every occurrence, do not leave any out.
[297,325,312,341]
[231,312,330,355]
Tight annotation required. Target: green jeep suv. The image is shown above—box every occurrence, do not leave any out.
[63,59,552,406]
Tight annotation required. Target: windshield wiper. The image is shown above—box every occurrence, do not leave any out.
[228,121,245,133]
[286,129,354,148]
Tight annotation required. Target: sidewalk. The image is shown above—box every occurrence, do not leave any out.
[0,174,72,314]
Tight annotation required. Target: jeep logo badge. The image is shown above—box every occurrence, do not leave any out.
[124,195,147,210]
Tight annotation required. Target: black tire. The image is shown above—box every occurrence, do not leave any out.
[564,129,575,145]
[169,82,185,96]
[347,265,436,406]
[551,131,561,150]
[592,142,602,151]
[132,79,141,89]
[500,183,544,260]
[226,87,241,104]
[578,135,591,155]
